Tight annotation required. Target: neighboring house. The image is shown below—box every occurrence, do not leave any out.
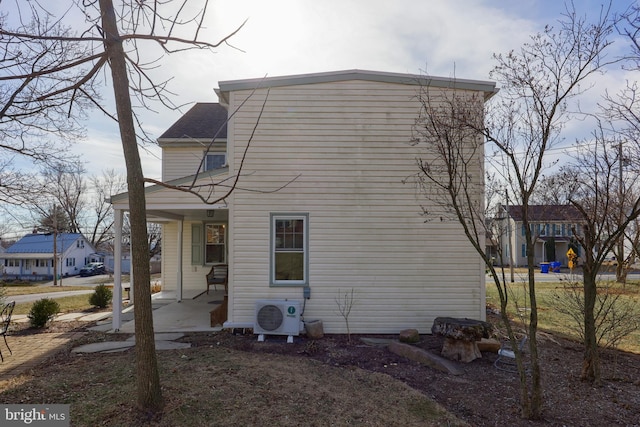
[498,204,583,267]
[110,69,498,333]
[2,233,97,280]
[104,252,131,274]
[0,245,5,274]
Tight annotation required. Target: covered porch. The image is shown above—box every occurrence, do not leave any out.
[109,187,230,332]
[116,289,227,333]
[533,237,574,267]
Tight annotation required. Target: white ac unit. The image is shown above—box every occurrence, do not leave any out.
[254,300,301,341]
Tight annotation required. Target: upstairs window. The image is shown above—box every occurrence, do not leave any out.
[554,224,562,236]
[205,153,226,171]
[271,214,308,286]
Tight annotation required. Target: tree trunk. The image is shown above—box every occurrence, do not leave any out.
[525,255,543,419]
[581,267,601,384]
[99,0,163,411]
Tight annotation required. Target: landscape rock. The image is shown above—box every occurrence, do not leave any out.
[388,341,462,375]
[399,328,420,343]
[304,320,324,339]
[477,338,501,353]
[431,317,493,363]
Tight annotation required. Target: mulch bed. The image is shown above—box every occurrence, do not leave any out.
[184,317,640,426]
[8,311,640,426]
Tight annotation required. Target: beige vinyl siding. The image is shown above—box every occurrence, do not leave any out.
[225,80,485,334]
[162,145,226,181]
[162,221,214,293]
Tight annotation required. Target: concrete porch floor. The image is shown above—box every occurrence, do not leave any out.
[115,289,226,334]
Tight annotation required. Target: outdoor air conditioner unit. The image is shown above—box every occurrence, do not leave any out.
[254,300,302,343]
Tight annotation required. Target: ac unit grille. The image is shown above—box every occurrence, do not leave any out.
[256,304,284,331]
[254,300,301,336]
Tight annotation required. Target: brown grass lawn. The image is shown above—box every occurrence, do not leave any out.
[0,338,465,427]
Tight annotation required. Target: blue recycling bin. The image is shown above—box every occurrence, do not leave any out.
[540,262,550,273]
[551,261,561,273]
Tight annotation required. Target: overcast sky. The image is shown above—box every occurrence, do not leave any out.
[72,0,634,181]
[1,0,636,235]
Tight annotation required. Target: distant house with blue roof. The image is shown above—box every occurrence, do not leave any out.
[2,233,98,280]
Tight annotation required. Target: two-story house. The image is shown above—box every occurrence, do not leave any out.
[110,69,497,334]
[2,233,97,280]
[499,204,583,267]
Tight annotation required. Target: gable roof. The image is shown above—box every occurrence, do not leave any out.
[5,233,85,256]
[217,69,498,100]
[507,205,582,222]
[158,103,228,140]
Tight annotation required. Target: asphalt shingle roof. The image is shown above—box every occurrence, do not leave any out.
[507,205,582,222]
[159,103,228,140]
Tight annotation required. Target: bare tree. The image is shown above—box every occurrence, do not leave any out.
[409,83,544,416]
[38,205,72,233]
[0,11,91,189]
[88,169,127,247]
[550,121,640,384]
[0,0,245,413]
[38,161,87,234]
[412,4,615,419]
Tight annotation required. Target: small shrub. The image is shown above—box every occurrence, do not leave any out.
[89,284,113,308]
[28,298,60,328]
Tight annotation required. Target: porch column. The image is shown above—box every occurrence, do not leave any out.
[112,208,123,331]
[177,219,183,302]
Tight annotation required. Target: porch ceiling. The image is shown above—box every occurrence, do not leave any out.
[146,208,229,223]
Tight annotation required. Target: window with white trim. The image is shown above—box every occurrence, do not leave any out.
[205,224,226,264]
[271,214,308,286]
[205,153,226,171]
[66,258,76,267]
[554,223,562,236]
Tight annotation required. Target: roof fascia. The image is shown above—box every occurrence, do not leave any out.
[218,69,498,100]
[110,167,229,204]
[157,137,227,148]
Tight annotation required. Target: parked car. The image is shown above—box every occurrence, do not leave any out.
[79,262,106,277]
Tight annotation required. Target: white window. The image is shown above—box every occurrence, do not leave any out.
[5,259,19,267]
[271,213,308,286]
[66,258,76,267]
[554,224,562,236]
[205,153,226,171]
[540,223,547,236]
[205,224,226,264]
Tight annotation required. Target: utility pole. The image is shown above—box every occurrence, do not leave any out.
[53,204,58,286]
